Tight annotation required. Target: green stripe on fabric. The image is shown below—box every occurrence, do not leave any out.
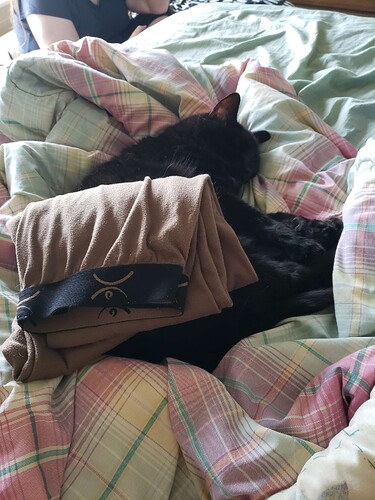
[1,121,47,135]
[260,331,270,344]
[292,436,316,456]
[0,447,69,478]
[1,291,14,334]
[292,340,332,365]
[0,233,12,241]
[83,69,100,106]
[24,384,53,498]
[320,156,345,172]
[347,349,372,392]
[0,120,24,125]
[79,68,148,104]
[168,368,232,498]
[145,93,153,136]
[98,396,168,499]
[291,169,326,212]
[76,363,94,381]
[218,377,287,418]
[266,175,345,203]
[344,223,375,231]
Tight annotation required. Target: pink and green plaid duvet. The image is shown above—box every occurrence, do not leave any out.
[0,4,375,498]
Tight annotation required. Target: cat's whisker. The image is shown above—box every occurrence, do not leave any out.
[160,163,174,178]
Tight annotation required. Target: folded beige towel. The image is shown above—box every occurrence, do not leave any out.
[3,175,257,381]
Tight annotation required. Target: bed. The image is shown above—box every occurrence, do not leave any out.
[0,1,374,498]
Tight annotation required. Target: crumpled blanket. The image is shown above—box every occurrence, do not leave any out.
[0,12,374,497]
[2,175,257,382]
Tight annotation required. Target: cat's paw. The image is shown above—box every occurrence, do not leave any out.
[289,237,325,261]
[292,216,343,249]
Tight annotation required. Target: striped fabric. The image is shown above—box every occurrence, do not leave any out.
[169,0,294,12]
[0,7,374,497]
[170,341,375,499]
[334,138,375,339]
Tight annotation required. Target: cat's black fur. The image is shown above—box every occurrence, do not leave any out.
[79,93,342,372]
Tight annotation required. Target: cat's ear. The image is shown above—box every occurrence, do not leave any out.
[254,131,271,144]
[209,93,240,122]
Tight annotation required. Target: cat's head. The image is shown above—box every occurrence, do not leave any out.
[208,93,270,191]
[178,93,270,194]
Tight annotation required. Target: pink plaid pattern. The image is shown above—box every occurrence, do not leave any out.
[168,345,375,499]
[0,36,374,498]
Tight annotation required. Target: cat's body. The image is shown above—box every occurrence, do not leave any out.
[80,93,342,371]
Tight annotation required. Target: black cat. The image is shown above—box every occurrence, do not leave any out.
[80,93,342,371]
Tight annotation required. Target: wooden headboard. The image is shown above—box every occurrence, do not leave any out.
[294,0,375,15]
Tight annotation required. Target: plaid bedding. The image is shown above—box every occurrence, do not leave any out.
[1,4,375,498]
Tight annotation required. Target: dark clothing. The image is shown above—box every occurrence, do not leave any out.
[13,0,161,54]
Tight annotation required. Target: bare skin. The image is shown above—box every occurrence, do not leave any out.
[26,0,169,48]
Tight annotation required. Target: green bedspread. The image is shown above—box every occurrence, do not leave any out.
[133,3,375,149]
